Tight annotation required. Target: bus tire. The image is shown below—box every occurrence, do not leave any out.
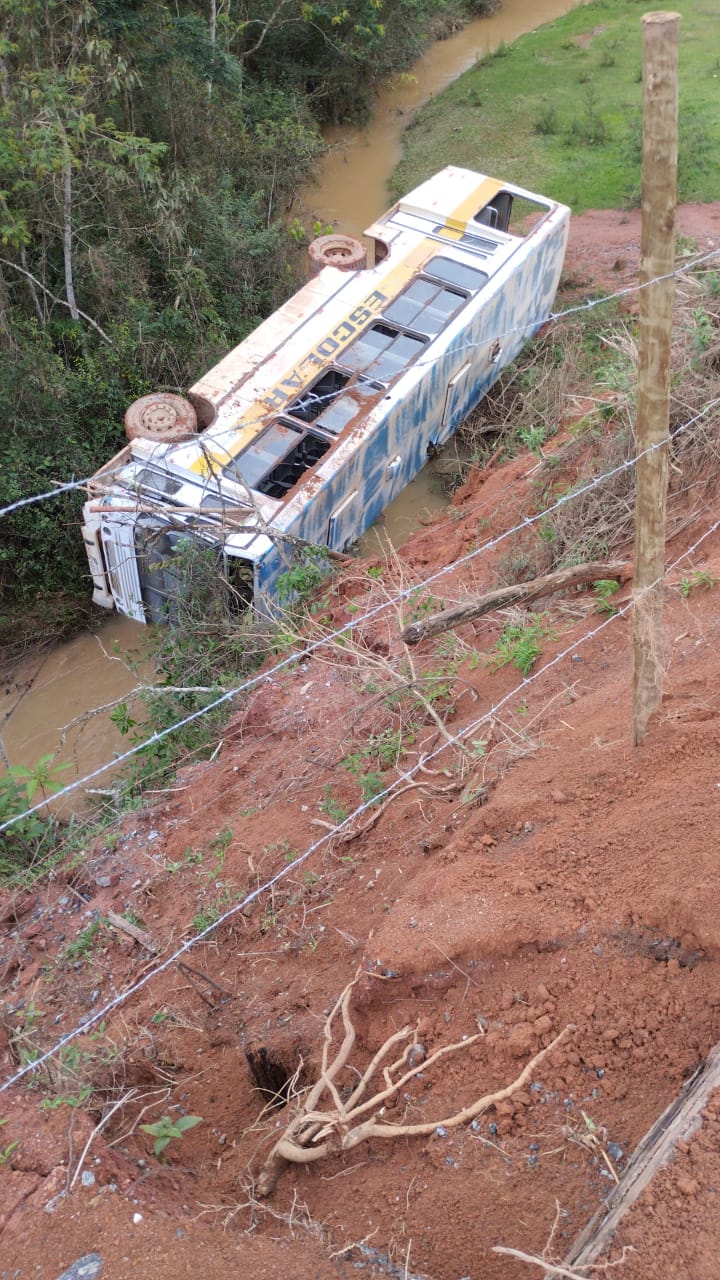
[124,393,199,443]
[308,235,367,276]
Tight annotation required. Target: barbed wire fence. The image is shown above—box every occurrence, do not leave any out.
[2,382,718,837]
[0,247,718,524]
[2,505,719,1098]
[1,245,719,1093]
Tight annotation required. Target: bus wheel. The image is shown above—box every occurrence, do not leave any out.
[308,235,367,275]
[124,393,198,443]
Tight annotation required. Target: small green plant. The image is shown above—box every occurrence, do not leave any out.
[565,89,608,147]
[406,589,443,624]
[62,919,104,964]
[533,104,559,136]
[110,703,137,736]
[340,723,414,806]
[341,763,385,804]
[0,1139,19,1165]
[678,569,716,597]
[40,1087,93,1111]
[319,787,349,824]
[488,616,550,677]
[183,847,204,866]
[140,1112,203,1156]
[6,754,70,805]
[0,1118,19,1166]
[593,578,621,614]
[192,905,221,932]
[0,754,71,878]
[277,546,331,606]
[260,908,279,934]
[692,307,714,354]
[264,837,298,861]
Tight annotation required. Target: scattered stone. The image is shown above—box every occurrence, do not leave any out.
[434,1126,449,1138]
[55,1255,102,1280]
[95,874,120,889]
[408,1043,426,1067]
[607,1142,624,1162]
[132,1212,143,1224]
[80,1170,96,1187]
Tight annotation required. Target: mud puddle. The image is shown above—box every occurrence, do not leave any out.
[0,616,149,814]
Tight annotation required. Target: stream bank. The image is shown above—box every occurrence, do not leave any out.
[1,0,585,811]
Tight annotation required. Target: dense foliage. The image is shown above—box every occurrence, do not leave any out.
[0,0,477,637]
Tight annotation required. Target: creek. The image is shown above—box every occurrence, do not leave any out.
[1,0,584,809]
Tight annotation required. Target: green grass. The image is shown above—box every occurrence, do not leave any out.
[393,0,720,211]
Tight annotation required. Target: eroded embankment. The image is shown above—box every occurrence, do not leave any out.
[3,375,720,1276]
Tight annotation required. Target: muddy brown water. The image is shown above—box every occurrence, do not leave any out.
[2,0,584,808]
[299,0,586,236]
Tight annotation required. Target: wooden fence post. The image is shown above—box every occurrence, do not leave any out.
[632,11,680,746]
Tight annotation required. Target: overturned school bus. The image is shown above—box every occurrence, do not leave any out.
[82,167,570,623]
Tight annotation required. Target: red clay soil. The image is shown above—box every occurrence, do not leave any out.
[2,206,720,1280]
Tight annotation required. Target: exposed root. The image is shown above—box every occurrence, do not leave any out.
[493,1244,635,1278]
[256,968,572,1196]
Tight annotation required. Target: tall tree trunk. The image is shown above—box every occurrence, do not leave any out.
[207,0,217,98]
[62,155,80,322]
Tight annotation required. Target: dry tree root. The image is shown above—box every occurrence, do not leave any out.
[256,969,571,1196]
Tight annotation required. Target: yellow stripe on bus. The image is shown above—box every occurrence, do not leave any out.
[187,183,502,475]
[448,177,505,225]
[187,239,433,476]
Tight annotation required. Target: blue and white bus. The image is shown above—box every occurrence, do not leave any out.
[82,167,570,623]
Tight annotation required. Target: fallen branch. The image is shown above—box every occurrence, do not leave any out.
[338,765,461,844]
[0,255,114,345]
[256,968,571,1196]
[177,960,233,1007]
[106,910,157,953]
[400,561,631,646]
[559,1041,720,1273]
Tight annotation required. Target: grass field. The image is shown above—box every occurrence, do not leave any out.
[392,0,720,211]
